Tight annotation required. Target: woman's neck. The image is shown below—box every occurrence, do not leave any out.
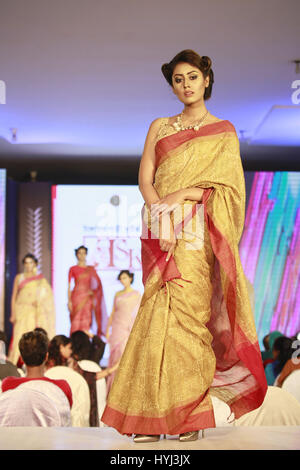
[183,102,209,121]
[77,262,87,267]
[24,271,35,277]
[122,286,133,293]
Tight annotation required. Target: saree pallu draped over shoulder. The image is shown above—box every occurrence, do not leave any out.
[101,120,267,435]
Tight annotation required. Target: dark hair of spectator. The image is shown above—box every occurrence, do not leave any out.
[47,335,71,366]
[34,327,48,339]
[19,330,49,366]
[273,336,294,376]
[70,330,91,361]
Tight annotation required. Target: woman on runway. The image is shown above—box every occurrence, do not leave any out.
[9,253,56,365]
[101,50,267,442]
[68,245,107,338]
[105,270,142,397]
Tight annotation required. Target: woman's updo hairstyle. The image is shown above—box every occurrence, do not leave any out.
[22,253,38,265]
[161,49,214,101]
[117,269,134,284]
[75,245,88,257]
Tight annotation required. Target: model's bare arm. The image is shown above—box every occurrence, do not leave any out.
[10,275,20,323]
[106,295,117,339]
[139,119,176,261]
[138,119,164,210]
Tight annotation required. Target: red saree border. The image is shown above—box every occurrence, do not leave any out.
[140,204,199,287]
[17,273,43,292]
[202,188,267,408]
[155,119,234,168]
[102,394,216,436]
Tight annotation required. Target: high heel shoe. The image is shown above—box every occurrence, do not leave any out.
[179,430,204,442]
[133,434,166,443]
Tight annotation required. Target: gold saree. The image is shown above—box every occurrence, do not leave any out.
[9,274,56,365]
[101,120,267,435]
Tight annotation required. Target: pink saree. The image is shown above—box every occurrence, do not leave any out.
[106,289,142,397]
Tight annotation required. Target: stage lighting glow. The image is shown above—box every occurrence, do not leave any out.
[240,171,300,347]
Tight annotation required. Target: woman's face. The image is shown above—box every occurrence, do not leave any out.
[23,257,37,274]
[172,62,209,105]
[60,342,73,360]
[76,248,87,263]
[119,273,132,288]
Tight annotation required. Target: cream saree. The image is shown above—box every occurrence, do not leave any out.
[9,274,56,365]
[101,120,267,435]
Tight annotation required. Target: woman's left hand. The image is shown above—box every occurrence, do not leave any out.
[151,190,185,219]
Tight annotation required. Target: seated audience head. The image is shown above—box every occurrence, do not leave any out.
[19,330,49,367]
[47,335,72,367]
[267,330,283,353]
[34,327,49,339]
[70,330,92,361]
[272,335,294,376]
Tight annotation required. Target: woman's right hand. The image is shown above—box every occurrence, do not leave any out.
[68,301,72,312]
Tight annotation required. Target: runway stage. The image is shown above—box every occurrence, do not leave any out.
[0,426,299,450]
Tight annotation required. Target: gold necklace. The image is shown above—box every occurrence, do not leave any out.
[173,110,209,132]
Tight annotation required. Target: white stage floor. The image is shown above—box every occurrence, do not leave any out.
[0,426,299,450]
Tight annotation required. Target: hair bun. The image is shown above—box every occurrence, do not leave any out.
[161,63,170,80]
[201,56,211,70]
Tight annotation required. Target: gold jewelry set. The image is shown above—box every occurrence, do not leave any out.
[173,110,209,132]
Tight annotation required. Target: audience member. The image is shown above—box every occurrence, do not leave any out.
[276,334,300,387]
[235,386,300,426]
[265,335,293,385]
[70,330,105,365]
[261,330,283,367]
[0,331,21,381]
[0,330,72,426]
[70,330,117,426]
[1,330,72,408]
[34,327,49,339]
[70,330,118,380]
[45,334,73,369]
[45,332,91,426]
